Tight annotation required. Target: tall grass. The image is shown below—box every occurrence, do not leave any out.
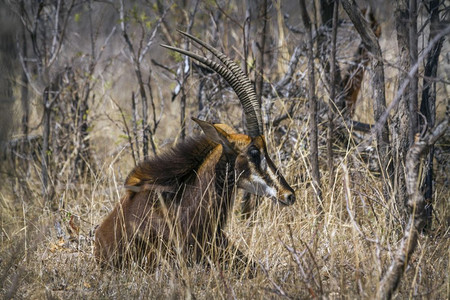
[1,116,449,299]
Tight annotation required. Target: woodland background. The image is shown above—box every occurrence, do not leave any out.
[0,0,449,299]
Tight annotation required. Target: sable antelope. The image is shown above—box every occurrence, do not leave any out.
[94,31,296,272]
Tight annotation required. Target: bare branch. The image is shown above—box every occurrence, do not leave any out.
[48,0,76,67]
[376,119,448,300]
[275,45,302,91]
[111,97,138,166]
[370,24,450,147]
[139,6,170,64]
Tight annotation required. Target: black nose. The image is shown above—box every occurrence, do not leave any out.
[284,193,296,205]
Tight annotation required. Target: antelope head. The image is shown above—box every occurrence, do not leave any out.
[162,31,295,206]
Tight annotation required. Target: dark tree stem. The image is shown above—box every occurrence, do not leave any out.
[419,0,444,232]
[327,0,339,186]
[299,0,322,207]
[393,0,411,223]
[254,0,268,106]
[42,88,51,201]
[131,92,139,165]
[20,0,29,140]
[341,0,392,201]
[408,0,419,145]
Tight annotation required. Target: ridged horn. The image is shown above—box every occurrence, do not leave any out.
[161,31,263,137]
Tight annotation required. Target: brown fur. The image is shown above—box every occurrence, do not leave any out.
[95,135,253,271]
[95,118,295,272]
[94,136,230,268]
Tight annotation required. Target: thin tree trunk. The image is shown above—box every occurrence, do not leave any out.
[341,0,392,201]
[247,0,268,106]
[146,74,157,155]
[318,0,344,112]
[140,69,149,157]
[274,0,289,77]
[327,0,339,186]
[119,0,149,156]
[42,87,51,202]
[299,0,322,207]
[408,0,418,145]
[419,0,443,232]
[0,3,17,168]
[77,0,93,176]
[180,92,186,141]
[393,0,411,224]
[78,89,90,176]
[243,2,250,77]
[179,0,199,141]
[319,0,334,27]
[131,92,140,163]
[20,0,29,140]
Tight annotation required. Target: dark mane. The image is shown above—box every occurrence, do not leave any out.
[125,135,217,189]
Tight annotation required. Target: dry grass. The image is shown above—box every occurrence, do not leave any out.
[1,116,449,300]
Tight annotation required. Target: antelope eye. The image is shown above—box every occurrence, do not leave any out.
[249,147,261,164]
[249,148,260,157]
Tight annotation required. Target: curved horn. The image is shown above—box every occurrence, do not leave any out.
[161,32,263,137]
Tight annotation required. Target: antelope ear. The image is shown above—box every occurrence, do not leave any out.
[192,117,234,153]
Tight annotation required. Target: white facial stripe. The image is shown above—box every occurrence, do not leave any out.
[265,186,277,198]
[260,156,267,171]
[250,174,278,198]
[236,149,291,200]
[267,164,281,187]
